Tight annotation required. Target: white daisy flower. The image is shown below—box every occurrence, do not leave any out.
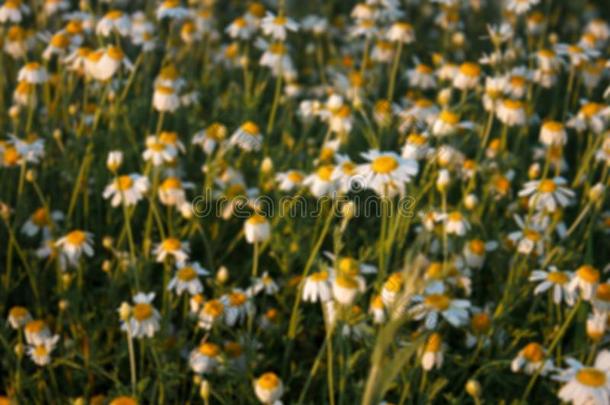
[261,12,298,41]
[121,292,161,339]
[529,266,576,305]
[167,262,209,296]
[555,350,610,405]
[511,342,553,375]
[27,335,60,366]
[103,174,149,207]
[230,121,263,152]
[410,290,470,329]
[55,230,94,267]
[189,342,221,374]
[302,271,332,303]
[518,177,575,213]
[153,237,190,264]
[358,150,418,197]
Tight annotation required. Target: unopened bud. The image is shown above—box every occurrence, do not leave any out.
[199,379,210,400]
[261,157,274,174]
[465,379,481,398]
[216,266,229,284]
[118,302,131,321]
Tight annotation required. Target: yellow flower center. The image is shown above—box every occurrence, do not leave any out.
[547,272,569,285]
[155,86,175,95]
[469,240,485,255]
[503,99,523,110]
[66,230,86,246]
[160,177,181,191]
[384,273,403,292]
[229,292,247,307]
[177,267,197,281]
[338,257,359,277]
[522,343,544,362]
[416,64,433,74]
[471,313,491,332]
[287,171,303,183]
[335,275,358,289]
[132,303,153,321]
[316,165,334,181]
[9,306,28,319]
[32,208,49,226]
[448,211,463,221]
[538,179,557,193]
[596,284,610,302]
[106,10,124,20]
[161,238,181,252]
[371,156,398,174]
[34,345,48,357]
[116,175,133,191]
[576,368,607,387]
[50,33,70,48]
[426,262,443,279]
[257,372,280,390]
[203,300,223,317]
[25,320,45,333]
[577,265,599,283]
[425,333,442,352]
[109,396,138,405]
[543,121,563,132]
[247,214,267,225]
[407,133,426,145]
[106,46,124,61]
[198,342,220,357]
[439,110,459,124]
[581,103,602,117]
[241,121,260,135]
[524,229,541,241]
[274,16,287,25]
[310,271,329,282]
[424,294,451,311]
[459,62,480,78]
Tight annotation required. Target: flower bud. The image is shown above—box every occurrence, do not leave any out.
[26,169,36,182]
[464,194,478,210]
[436,169,451,192]
[465,379,481,398]
[261,157,274,174]
[118,302,131,321]
[199,379,210,401]
[216,266,229,284]
[588,183,605,203]
[106,151,123,172]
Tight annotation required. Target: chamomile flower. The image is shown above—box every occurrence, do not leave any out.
[24,319,51,345]
[569,265,601,300]
[154,237,190,264]
[332,274,360,305]
[198,299,224,330]
[121,292,161,339]
[7,306,31,329]
[230,121,263,152]
[518,177,575,212]
[529,267,576,305]
[453,62,481,91]
[55,230,94,267]
[386,21,415,43]
[358,150,418,197]
[153,86,181,113]
[411,290,471,329]
[96,10,131,37]
[250,272,279,296]
[103,174,149,207]
[555,351,610,405]
[261,12,298,41]
[254,372,284,404]
[189,342,221,374]
[244,214,271,244]
[539,120,567,146]
[592,283,610,314]
[156,0,189,20]
[21,207,62,237]
[303,165,337,197]
[168,263,209,296]
[275,170,305,192]
[192,123,227,155]
[27,335,59,366]
[142,135,178,166]
[221,289,253,326]
[421,333,444,371]
[18,62,48,84]
[302,271,332,303]
[511,342,553,375]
